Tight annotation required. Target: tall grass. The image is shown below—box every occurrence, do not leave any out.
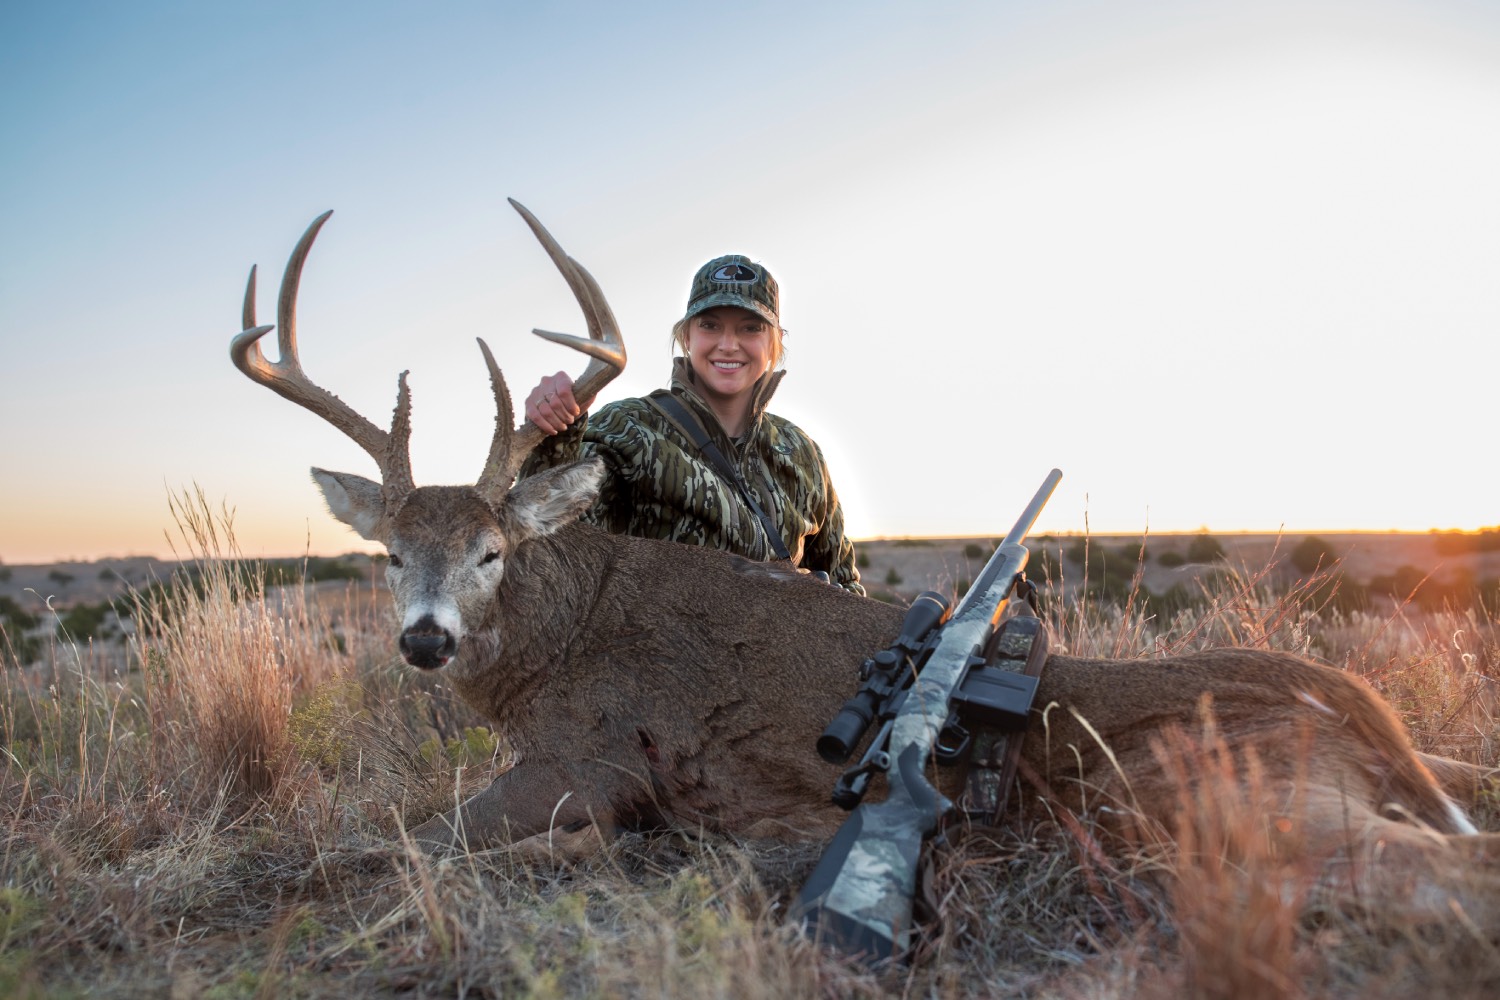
[2,505,1497,998]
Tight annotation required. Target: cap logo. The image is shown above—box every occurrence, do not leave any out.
[709,263,758,283]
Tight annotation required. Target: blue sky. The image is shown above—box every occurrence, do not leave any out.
[3,0,1498,562]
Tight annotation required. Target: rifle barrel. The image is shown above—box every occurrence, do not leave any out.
[955,468,1062,619]
[795,469,1064,962]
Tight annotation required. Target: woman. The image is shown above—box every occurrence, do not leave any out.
[521,253,864,594]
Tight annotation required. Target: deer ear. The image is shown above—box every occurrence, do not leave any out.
[311,468,386,540]
[505,458,605,540]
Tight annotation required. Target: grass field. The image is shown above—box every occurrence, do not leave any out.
[3,503,1498,998]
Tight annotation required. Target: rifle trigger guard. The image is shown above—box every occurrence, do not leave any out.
[934,718,971,764]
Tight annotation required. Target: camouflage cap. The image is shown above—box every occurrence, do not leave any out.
[683,255,780,327]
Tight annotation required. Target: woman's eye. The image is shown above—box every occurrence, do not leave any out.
[388,554,403,568]
[480,551,500,566]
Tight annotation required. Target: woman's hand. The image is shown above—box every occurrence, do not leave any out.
[524,371,583,435]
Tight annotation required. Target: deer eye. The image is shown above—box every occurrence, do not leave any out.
[480,551,501,566]
[388,553,403,568]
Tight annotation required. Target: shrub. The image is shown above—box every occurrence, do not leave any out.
[56,602,115,641]
[47,570,75,587]
[1083,575,1135,604]
[0,595,39,631]
[1368,565,1489,612]
[1158,551,1187,568]
[1480,577,1500,616]
[884,568,903,586]
[1063,540,1137,586]
[1301,572,1370,615]
[1289,536,1336,575]
[856,550,870,569]
[1148,582,1203,618]
[1371,564,1429,599]
[1,626,42,666]
[963,543,985,560]
[418,725,503,770]
[262,557,366,587]
[306,557,366,583]
[1431,527,1500,555]
[1186,533,1226,564]
[1025,544,1063,584]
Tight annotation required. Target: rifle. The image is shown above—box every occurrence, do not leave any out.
[793,468,1063,962]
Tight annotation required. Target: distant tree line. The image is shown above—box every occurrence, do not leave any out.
[1430,528,1500,555]
[1,555,374,666]
[1029,532,1500,619]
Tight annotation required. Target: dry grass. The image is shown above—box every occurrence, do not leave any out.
[3,503,1498,998]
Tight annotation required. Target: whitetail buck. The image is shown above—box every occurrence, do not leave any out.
[234,202,1500,930]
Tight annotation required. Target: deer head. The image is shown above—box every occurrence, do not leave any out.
[231,200,626,669]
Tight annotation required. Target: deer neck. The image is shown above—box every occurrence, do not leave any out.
[443,523,618,721]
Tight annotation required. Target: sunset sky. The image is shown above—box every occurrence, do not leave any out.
[3,0,1497,564]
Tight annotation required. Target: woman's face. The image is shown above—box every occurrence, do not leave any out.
[685,306,776,408]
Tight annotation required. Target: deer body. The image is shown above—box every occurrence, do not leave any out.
[405,513,1477,851]
[235,203,1500,934]
[363,483,908,844]
[396,496,1500,928]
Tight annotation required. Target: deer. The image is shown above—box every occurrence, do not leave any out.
[233,202,1500,931]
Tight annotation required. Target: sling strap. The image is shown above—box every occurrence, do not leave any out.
[956,593,1050,827]
[646,390,793,561]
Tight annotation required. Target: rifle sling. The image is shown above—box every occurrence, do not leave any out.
[992,610,1049,823]
[646,390,793,561]
[960,603,1050,826]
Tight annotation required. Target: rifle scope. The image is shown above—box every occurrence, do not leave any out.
[816,591,949,764]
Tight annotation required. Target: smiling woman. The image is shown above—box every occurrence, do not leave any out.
[677,305,776,435]
[519,254,866,594]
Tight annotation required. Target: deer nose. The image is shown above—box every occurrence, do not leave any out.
[400,619,457,670]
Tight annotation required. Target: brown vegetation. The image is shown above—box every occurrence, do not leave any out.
[2,499,1498,998]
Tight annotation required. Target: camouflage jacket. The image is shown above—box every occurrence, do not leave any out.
[521,358,864,595]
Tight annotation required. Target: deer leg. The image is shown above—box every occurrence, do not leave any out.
[506,823,610,864]
[409,761,618,854]
[1320,827,1500,932]
[1290,785,1500,932]
[1417,751,1500,809]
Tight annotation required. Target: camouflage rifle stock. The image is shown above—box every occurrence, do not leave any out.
[793,468,1063,962]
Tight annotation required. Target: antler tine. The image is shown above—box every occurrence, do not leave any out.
[538,255,626,395]
[507,200,626,379]
[476,200,628,489]
[508,199,598,331]
[475,338,517,490]
[242,264,259,332]
[230,211,415,504]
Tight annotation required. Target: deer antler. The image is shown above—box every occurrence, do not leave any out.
[475,199,627,492]
[231,211,417,513]
[232,204,624,509]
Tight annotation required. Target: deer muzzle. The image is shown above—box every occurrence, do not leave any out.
[400,616,458,670]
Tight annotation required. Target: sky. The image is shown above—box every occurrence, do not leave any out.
[2,0,1497,564]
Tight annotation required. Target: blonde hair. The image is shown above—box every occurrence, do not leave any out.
[671,314,786,372]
